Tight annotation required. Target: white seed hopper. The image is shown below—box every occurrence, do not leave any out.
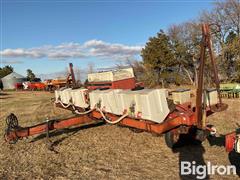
[89,89,169,123]
[70,88,89,108]
[172,89,191,105]
[88,68,134,82]
[58,88,72,104]
[89,89,123,115]
[206,89,218,106]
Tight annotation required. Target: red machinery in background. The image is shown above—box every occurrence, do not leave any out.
[44,63,77,91]
[14,63,77,91]
[87,67,143,90]
[15,81,46,91]
[14,82,24,90]
[3,24,230,151]
[87,78,139,90]
[26,82,46,90]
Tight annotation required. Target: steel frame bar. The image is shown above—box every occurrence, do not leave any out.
[5,103,200,143]
[5,115,99,142]
[195,24,224,129]
[195,24,207,129]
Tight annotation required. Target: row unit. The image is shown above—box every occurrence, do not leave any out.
[55,88,89,108]
[55,88,219,124]
[55,88,170,123]
[172,89,218,106]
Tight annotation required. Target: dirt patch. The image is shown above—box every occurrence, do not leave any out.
[0,91,239,179]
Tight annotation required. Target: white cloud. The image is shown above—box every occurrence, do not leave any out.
[1,48,45,58]
[0,40,143,61]
[1,59,24,64]
[84,40,142,59]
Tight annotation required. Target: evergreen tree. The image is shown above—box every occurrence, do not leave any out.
[26,69,36,81]
[141,30,176,86]
[0,65,14,79]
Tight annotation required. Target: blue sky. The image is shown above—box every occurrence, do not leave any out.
[1,0,214,78]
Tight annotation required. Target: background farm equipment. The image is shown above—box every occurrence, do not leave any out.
[15,78,45,91]
[13,63,77,92]
[14,82,24,90]
[44,63,77,91]
[22,81,46,91]
[87,67,143,90]
[44,78,67,91]
[220,83,240,98]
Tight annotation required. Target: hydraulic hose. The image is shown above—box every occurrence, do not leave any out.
[96,108,128,124]
[56,99,93,115]
[74,108,94,115]
[55,100,72,108]
[56,100,127,122]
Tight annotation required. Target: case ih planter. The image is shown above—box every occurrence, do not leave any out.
[3,24,230,151]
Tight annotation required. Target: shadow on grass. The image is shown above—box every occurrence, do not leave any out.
[29,121,105,147]
[207,135,225,147]
[0,97,12,100]
[0,92,12,99]
[172,134,209,180]
[207,135,240,176]
[229,151,240,176]
[0,92,9,96]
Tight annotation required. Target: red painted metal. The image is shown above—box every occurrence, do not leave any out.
[195,24,207,129]
[195,24,226,129]
[87,77,137,90]
[28,82,46,90]
[14,82,23,90]
[92,110,196,134]
[5,115,100,143]
[225,132,236,152]
[66,63,76,88]
[15,82,46,90]
[4,102,203,143]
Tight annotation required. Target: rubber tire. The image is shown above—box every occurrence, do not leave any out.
[167,99,176,113]
[165,130,175,149]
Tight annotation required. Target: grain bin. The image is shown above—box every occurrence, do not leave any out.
[1,72,26,90]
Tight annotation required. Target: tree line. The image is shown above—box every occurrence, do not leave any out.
[130,0,240,87]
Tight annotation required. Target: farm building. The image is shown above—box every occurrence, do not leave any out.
[1,72,26,90]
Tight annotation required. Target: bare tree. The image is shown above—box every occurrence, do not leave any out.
[87,62,95,74]
[200,0,240,45]
[115,59,146,82]
[168,21,202,85]
[74,66,82,83]
[200,0,240,81]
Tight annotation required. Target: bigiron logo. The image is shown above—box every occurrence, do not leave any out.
[181,161,236,179]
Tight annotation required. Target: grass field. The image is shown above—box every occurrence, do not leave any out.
[0,91,240,179]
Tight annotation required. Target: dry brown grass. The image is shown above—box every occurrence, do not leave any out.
[0,91,239,179]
